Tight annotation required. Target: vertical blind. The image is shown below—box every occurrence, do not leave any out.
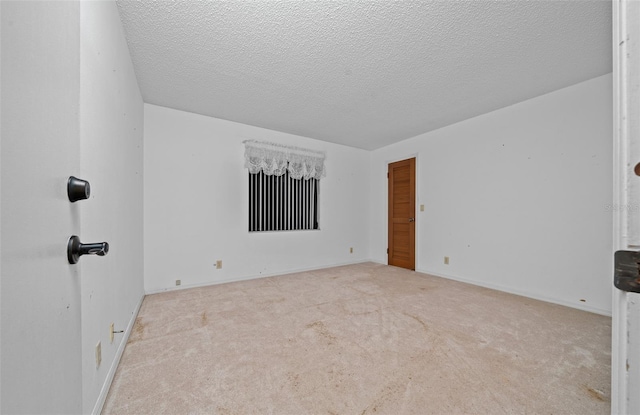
[249,171,319,232]
[244,140,325,233]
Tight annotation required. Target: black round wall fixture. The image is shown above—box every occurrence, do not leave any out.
[68,176,90,202]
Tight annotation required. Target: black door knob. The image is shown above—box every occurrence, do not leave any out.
[67,176,90,202]
[67,235,109,264]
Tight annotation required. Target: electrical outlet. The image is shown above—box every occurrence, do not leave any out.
[95,341,102,368]
[110,323,114,343]
[216,260,222,269]
[176,279,181,286]
[444,256,450,265]
[350,247,353,254]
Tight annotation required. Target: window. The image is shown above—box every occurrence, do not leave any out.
[249,171,319,232]
[244,140,326,233]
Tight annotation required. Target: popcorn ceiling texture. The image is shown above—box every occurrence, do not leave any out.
[116,1,611,150]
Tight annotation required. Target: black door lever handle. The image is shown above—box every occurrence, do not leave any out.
[67,235,109,264]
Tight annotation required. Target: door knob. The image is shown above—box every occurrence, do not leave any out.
[67,176,90,202]
[409,217,415,222]
[67,235,109,264]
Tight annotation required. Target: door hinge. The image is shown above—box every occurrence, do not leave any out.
[614,250,640,293]
[387,248,389,254]
[387,172,389,178]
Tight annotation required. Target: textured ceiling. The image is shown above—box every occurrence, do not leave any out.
[116,0,612,150]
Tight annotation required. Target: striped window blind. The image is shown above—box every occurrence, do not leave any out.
[249,171,319,232]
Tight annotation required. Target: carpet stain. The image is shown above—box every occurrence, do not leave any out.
[361,378,407,415]
[216,406,241,415]
[201,311,208,326]
[288,372,301,389]
[128,317,145,344]
[585,385,607,401]
[349,285,378,296]
[306,321,337,343]
[403,312,429,333]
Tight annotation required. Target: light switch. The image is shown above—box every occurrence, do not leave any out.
[420,204,425,212]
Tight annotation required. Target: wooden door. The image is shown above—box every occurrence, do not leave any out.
[388,158,416,270]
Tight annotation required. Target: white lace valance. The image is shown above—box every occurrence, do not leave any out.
[243,140,326,180]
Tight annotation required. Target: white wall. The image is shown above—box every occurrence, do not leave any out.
[1,2,83,413]
[370,74,613,315]
[79,1,144,413]
[144,104,370,292]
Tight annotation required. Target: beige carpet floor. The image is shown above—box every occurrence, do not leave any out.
[102,262,611,414]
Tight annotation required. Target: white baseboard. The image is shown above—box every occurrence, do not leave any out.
[148,258,611,314]
[145,259,374,295]
[369,260,610,316]
[91,294,145,415]
[415,267,611,317]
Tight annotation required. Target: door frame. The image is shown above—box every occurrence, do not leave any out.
[612,1,640,412]
[386,154,419,270]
